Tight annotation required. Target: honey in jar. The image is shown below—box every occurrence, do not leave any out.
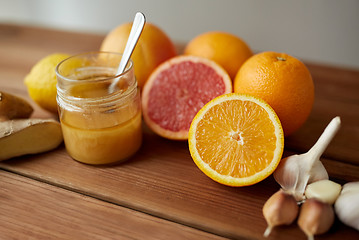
[56,52,142,164]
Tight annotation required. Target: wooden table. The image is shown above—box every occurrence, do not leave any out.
[0,24,358,240]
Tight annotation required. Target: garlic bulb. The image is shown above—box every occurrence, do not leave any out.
[334,181,359,231]
[274,117,341,201]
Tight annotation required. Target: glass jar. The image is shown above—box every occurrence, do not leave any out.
[56,51,142,165]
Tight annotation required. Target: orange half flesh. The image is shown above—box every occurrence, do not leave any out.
[188,93,284,186]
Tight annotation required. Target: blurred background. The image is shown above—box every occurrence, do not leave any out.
[1,0,358,69]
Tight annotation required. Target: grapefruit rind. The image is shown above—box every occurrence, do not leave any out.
[142,55,232,140]
[188,93,284,186]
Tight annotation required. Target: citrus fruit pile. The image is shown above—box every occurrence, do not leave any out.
[23,20,315,187]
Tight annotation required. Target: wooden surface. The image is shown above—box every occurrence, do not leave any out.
[0,23,359,240]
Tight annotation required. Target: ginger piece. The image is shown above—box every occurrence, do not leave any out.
[0,119,63,161]
[0,91,33,121]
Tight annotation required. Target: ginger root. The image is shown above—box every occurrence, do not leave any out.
[0,119,63,161]
[0,91,63,160]
[0,91,33,121]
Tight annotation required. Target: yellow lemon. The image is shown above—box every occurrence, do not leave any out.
[24,53,70,114]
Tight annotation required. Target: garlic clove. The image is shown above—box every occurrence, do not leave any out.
[262,189,299,237]
[298,198,335,240]
[305,179,342,205]
[334,181,359,231]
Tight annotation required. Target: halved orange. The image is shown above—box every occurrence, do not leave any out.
[188,93,284,186]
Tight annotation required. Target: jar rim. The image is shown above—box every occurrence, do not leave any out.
[55,51,133,84]
[56,51,137,107]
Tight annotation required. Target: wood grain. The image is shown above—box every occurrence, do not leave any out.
[1,133,358,239]
[0,170,226,240]
[0,24,359,239]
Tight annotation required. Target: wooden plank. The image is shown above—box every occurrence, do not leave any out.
[1,136,358,239]
[0,24,359,239]
[0,170,227,240]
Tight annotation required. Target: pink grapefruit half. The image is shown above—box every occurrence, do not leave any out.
[142,55,232,140]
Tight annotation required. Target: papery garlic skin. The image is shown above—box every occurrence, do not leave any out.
[273,117,340,202]
[307,160,329,183]
[340,181,359,195]
[273,155,303,199]
[273,153,328,201]
[305,179,341,205]
[262,189,299,237]
[334,181,359,231]
[298,198,335,240]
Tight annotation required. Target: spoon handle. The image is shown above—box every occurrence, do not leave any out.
[109,12,146,93]
[116,12,146,76]
[307,116,341,160]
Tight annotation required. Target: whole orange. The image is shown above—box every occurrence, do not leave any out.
[234,51,314,136]
[184,31,253,80]
[100,22,177,88]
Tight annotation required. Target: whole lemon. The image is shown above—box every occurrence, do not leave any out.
[24,53,70,114]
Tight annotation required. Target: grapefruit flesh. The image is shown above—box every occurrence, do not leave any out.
[142,56,232,140]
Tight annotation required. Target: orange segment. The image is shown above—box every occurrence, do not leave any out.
[189,93,284,186]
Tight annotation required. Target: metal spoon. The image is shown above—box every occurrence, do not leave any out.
[108,12,146,93]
